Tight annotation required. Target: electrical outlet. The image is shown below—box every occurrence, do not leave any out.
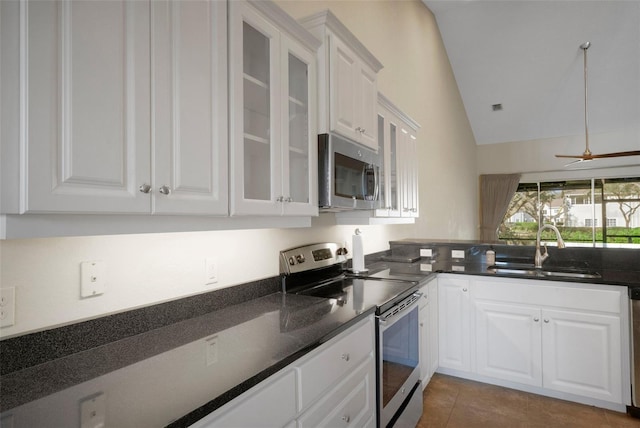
[80,393,106,428]
[81,261,106,298]
[451,250,465,259]
[420,248,433,258]
[205,257,218,285]
[0,287,16,327]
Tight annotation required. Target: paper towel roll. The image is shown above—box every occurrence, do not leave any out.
[352,230,365,272]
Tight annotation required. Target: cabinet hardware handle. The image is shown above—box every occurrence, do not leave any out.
[342,415,350,423]
[462,288,468,292]
[360,128,366,134]
[341,353,350,362]
[544,319,550,323]
[533,317,540,322]
[159,185,171,195]
[285,197,293,203]
[401,387,406,394]
[355,126,362,133]
[139,183,152,194]
[276,196,284,202]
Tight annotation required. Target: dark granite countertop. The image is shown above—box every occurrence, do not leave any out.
[0,292,376,428]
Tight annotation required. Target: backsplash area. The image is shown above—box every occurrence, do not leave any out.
[0,219,411,338]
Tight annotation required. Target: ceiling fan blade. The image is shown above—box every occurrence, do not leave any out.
[555,154,592,159]
[589,150,640,159]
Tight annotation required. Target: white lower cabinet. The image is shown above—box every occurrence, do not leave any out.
[193,315,375,427]
[419,279,438,389]
[475,301,542,387]
[437,276,471,373]
[192,369,297,428]
[297,355,376,428]
[439,275,630,410]
[541,308,622,403]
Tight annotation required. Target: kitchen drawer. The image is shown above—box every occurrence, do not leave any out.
[297,354,376,428]
[193,369,296,428]
[295,317,374,410]
[473,278,623,314]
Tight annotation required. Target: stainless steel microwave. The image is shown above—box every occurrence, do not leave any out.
[318,133,381,211]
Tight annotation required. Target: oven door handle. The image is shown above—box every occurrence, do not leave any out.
[378,292,422,328]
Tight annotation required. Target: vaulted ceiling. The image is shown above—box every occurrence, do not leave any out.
[423,0,640,151]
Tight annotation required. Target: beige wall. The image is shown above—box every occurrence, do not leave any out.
[0,1,477,338]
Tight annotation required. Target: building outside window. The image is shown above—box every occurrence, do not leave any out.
[499,177,640,248]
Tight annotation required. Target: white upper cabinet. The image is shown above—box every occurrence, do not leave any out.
[299,10,383,151]
[377,94,420,219]
[2,0,227,215]
[151,0,228,215]
[22,0,152,213]
[229,0,319,216]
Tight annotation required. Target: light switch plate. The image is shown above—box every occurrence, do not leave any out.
[81,261,106,298]
[420,263,433,272]
[205,257,218,285]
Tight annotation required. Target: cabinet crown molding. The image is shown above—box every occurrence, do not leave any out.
[298,9,383,73]
[249,0,321,51]
[378,93,421,131]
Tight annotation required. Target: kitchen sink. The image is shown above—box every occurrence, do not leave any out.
[487,263,601,280]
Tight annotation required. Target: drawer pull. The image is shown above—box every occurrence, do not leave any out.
[533,317,540,322]
[342,415,350,423]
[341,353,350,362]
[544,319,550,323]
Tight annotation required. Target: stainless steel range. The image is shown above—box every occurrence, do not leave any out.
[281,243,425,427]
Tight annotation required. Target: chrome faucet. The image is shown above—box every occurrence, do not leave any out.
[535,224,566,268]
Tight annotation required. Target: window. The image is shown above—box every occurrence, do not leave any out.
[499,177,640,248]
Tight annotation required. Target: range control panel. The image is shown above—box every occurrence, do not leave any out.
[279,243,348,275]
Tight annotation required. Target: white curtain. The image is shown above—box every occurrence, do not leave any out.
[479,173,521,242]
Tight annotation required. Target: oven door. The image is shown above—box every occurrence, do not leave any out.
[378,295,423,427]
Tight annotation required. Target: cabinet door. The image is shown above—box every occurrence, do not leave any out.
[428,281,439,380]
[229,2,282,216]
[438,277,471,372]
[280,37,318,216]
[419,302,430,387]
[152,0,227,215]
[357,62,378,149]
[329,35,359,143]
[27,0,151,213]
[542,309,622,403]
[194,369,297,428]
[475,302,542,387]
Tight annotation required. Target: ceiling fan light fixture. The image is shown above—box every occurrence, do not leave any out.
[555,42,640,162]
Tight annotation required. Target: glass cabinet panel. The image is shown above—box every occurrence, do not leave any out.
[287,52,309,204]
[242,22,271,201]
[389,123,399,211]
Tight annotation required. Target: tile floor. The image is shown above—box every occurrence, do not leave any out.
[417,373,640,427]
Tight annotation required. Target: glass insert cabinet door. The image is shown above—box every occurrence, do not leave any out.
[242,22,272,202]
[230,2,317,216]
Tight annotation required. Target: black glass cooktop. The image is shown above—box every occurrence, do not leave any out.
[295,276,419,315]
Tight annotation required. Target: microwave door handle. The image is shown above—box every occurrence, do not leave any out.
[373,165,380,202]
[361,164,367,200]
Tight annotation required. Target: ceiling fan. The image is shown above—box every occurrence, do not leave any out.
[555,42,640,163]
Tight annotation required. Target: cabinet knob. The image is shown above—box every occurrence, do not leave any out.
[341,353,350,362]
[462,288,468,292]
[159,185,171,195]
[544,319,550,323]
[285,197,293,203]
[420,322,424,327]
[342,415,350,423]
[276,196,284,202]
[533,317,540,322]
[139,183,152,194]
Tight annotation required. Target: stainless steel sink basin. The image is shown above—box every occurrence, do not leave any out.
[487,264,601,280]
